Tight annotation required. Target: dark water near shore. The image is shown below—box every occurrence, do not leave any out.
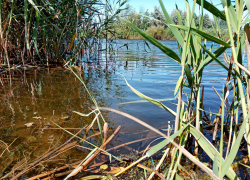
[0,39,247,176]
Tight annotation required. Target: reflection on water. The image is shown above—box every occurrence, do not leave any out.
[0,39,236,172]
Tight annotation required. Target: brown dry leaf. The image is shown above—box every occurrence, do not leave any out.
[69,33,77,50]
[100,164,108,170]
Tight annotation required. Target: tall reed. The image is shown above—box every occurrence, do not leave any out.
[118,0,250,179]
[0,0,126,66]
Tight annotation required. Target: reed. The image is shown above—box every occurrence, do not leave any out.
[0,0,126,66]
[118,0,250,179]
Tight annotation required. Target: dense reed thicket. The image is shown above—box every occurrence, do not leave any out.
[0,0,126,67]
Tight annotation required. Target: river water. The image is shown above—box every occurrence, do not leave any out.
[0,39,243,176]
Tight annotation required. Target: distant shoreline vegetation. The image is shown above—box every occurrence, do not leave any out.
[112,6,229,41]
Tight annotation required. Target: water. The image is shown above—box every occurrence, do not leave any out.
[0,39,243,175]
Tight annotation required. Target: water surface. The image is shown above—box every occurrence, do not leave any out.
[0,39,238,173]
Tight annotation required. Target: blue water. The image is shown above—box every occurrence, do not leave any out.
[84,39,237,137]
[1,39,247,177]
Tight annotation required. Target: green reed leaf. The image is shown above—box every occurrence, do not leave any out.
[184,64,193,87]
[221,113,250,177]
[124,20,181,63]
[196,46,227,74]
[146,122,191,157]
[195,0,226,21]
[170,24,230,47]
[199,43,232,73]
[213,154,219,178]
[175,76,183,95]
[245,0,250,14]
[175,173,184,180]
[159,0,184,47]
[124,77,176,116]
[191,28,230,48]
[228,2,238,33]
[189,125,238,179]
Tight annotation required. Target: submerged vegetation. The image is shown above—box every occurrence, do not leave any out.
[1,0,250,180]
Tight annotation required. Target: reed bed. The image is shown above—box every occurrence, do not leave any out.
[0,0,126,68]
[2,0,250,179]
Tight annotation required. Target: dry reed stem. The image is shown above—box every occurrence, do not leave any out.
[147,148,169,180]
[103,122,108,143]
[244,24,250,163]
[11,125,87,180]
[27,126,120,180]
[115,156,147,177]
[194,86,201,156]
[18,144,77,180]
[245,24,250,134]
[234,61,250,76]
[66,126,121,178]
[41,170,73,180]
[212,55,233,142]
[137,163,166,180]
[98,107,221,180]
[84,112,100,139]
[26,161,82,180]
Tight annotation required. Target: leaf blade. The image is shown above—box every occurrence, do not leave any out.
[124,20,181,63]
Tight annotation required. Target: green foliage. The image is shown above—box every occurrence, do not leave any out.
[0,0,126,65]
[122,0,250,179]
[145,25,172,40]
[114,5,223,40]
[151,6,166,26]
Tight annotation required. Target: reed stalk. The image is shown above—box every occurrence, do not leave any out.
[121,0,250,179]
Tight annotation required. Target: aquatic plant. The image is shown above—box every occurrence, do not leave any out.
[3,0,250,179]
[113,0,250,179]
[0,0,127,67]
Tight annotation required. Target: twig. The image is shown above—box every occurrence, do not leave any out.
[11,125,87,180]
[0,137,18,157]
[65,126,121,178]
[40,127,86,130]
[98,107,220,180]
[148,148,169,180]
[106,136,159,152]
[137,164,166,180]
